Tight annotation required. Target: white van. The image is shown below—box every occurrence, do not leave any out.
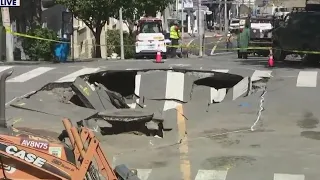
[135,18,166,59]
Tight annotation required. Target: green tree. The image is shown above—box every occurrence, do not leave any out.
[56,0,119,58]
[120,0,173,35]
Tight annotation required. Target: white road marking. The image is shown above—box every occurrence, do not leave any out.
[55,68,100,82]
[7,67,55,82]
[0,66,13,73]
[137,169,152,180]
[210,37,223,55]
[212,69,229,73]
[296,71,317,87]
[251,70,272,82]
[195,170,228,180]
[233,77,250,100]
[211,52,233,55]
[128,73,142,109]
[274,173,305,180]
[210,69,229,103]
[163,71,184,111]
[187,39,195,47]
[210,88,227,103]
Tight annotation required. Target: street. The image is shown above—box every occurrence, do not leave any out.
[188,35,236,56]
[3,53,320,180]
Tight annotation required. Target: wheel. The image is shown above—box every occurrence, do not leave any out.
[273,48,286,61]
[237,51,242,58]
[135,54,141,59]
[243,53,248,59]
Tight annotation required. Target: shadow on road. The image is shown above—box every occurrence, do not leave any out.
[236,58,320,69]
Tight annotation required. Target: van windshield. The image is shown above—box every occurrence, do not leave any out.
[139,22,162,33]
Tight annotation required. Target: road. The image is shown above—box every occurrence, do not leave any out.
[4,54,320,180]
[187,35,236,56]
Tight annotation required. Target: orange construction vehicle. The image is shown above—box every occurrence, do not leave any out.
[0,70,140,180]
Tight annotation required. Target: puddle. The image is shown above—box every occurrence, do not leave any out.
[201,156,256,169]
[300,131,320,140]
[297,112,319,129]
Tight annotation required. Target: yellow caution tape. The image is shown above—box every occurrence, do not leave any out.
[5,28,320,55]
[5,28,67,44]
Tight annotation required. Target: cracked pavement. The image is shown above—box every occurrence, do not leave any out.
[3,54,320,180]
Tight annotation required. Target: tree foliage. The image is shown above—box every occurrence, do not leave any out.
[56,0,119,58]
[22,26,58,61]
[120,0,174,34]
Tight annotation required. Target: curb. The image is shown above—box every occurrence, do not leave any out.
[0,58,100,65]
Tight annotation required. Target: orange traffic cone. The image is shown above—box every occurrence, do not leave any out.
[155,50,163,63]
[268,55,274,67]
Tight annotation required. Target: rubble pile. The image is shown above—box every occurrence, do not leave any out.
[10,76,168,138]
[7,69,270,139]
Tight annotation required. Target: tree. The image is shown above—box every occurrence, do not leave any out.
[120,0,173,35]
[56,0,119,58]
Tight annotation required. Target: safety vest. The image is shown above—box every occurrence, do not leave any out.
[170,25,180,39]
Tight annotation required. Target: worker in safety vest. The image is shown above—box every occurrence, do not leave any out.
[169,21,181,57]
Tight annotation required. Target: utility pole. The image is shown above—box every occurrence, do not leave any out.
[197,0,203,57]
[219,1,222,33]
[224,0,228,36]
[1,8,14,62]
[119,8,124,60]
[181,1,184,43]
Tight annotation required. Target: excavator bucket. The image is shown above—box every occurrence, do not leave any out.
[0,70,140,180]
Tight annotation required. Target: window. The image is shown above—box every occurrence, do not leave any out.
[139,22,162,33]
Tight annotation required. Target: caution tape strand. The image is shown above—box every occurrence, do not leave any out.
[6,28,320,55]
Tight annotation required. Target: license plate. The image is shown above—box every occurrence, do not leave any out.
[148,44,155,49]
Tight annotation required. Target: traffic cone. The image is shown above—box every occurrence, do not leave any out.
[268,55,274,67]
[154,50,163,63]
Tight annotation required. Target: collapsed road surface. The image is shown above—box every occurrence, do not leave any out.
[4,61,320,180]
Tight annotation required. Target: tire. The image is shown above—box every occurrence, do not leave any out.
[237,51,242,58]
[273,48,286,61]
[135,54,141,59]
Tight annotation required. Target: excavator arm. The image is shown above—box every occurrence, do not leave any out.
[0,70,140,180]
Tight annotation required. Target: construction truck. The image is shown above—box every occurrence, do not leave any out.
[0,70,141,180]
[272,0,320,64]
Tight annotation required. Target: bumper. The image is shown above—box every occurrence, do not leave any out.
[135,42,167,54]
[136,51,167,57]
[249,40,272,51]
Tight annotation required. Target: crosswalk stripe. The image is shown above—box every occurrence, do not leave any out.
[0,66,13,73]
[55,68,100,83]
[251,70,272,82]
[195,170,228,180]
[7,67,55,82]
[137,169,152,180]
[274,173,305,180]
[163,71,184,111]
[210,69,229,103]
[212,69,229,73]
[128,73,142,109]
[296,71,317,87]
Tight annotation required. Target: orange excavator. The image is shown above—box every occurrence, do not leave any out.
[0,70,140,180]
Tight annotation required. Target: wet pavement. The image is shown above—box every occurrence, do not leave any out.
[2,54,320,179]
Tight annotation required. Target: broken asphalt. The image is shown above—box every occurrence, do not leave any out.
[5,63,271,158]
